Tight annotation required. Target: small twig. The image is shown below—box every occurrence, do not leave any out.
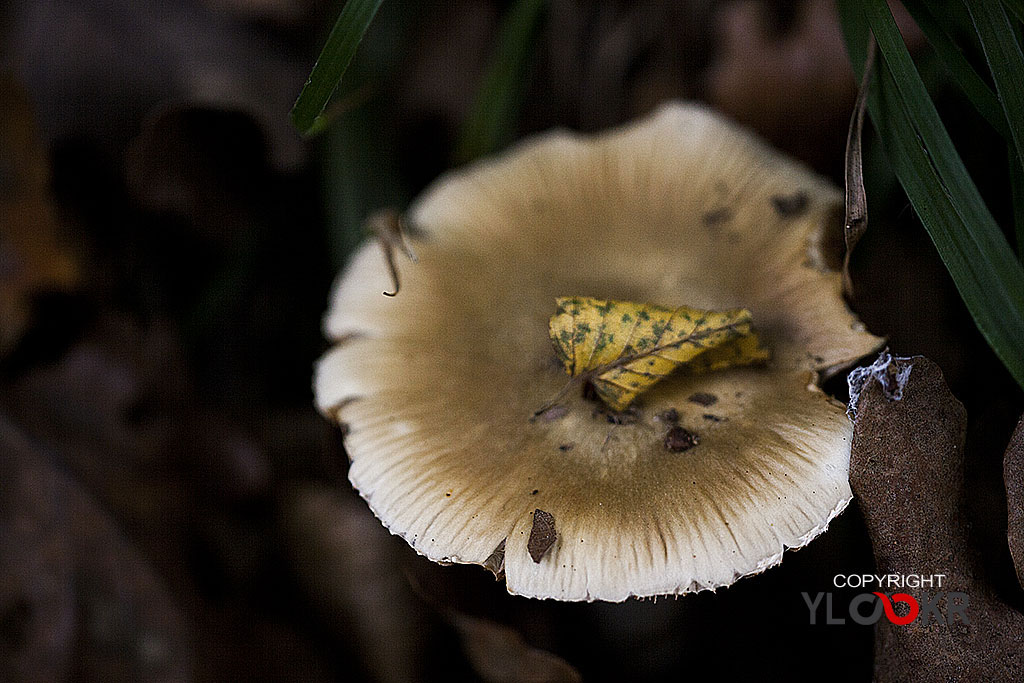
[600,424,618,452]
[530,376,583,420]
[367,209,418,297]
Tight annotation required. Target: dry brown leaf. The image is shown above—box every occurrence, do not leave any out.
[850,354,1024,681]
[842,35,875,297]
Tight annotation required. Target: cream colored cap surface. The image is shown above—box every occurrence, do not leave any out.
[315,103,883,601]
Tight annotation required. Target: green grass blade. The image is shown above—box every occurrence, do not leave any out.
[1003,0,1024,25]
[1011,146,1024,258]
[454,0,546,163]
[967,3,1024,193]
[837,0,1024,388]
[863,0,1023,292]
[290,0,385,136]
[900,0,1006,134]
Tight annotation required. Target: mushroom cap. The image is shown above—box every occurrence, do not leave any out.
[315,103,883,601]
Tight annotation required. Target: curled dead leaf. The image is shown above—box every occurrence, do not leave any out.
[547,297,769,411]
[842,35,876,297]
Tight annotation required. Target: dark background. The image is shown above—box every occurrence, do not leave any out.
[2,1,1022,680]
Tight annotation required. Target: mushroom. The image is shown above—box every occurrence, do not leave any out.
[315,103,883,601]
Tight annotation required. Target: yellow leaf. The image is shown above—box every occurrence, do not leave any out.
[548,297,770,411]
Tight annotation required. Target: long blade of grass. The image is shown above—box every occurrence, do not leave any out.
[454,0,546,163]
[1011,147,1024,258]
[868,0,1019,290]
[967,3,1024,198]
[1003,0,1024,25]
[837,0,1024,388]
[863,0,1024,297]
[290,0,385,137]
[900,0,1006,134]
